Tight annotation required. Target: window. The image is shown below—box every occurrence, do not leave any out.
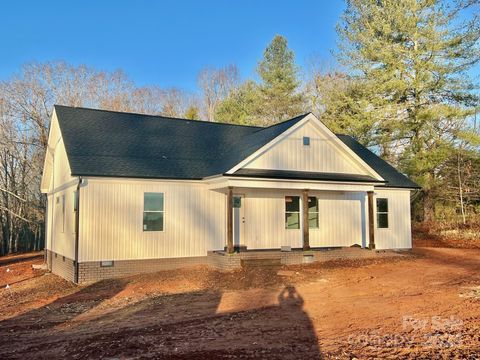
[143,193,164,231]
[303,136,310,146]
[308,197,319,229]
[377,198,389,228]
[285,196,300,229]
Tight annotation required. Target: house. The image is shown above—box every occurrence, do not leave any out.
[41,105,419,282]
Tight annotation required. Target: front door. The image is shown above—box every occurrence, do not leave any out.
[233,195,245,247]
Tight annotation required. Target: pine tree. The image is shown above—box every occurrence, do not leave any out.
[215,81,260,125]
[257,35,305,124]
[337,0,480,221]
[184,105,200,120]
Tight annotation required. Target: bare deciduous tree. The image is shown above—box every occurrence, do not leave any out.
[197,65,239,121]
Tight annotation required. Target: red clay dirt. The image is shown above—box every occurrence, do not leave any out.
[0,248,479,359]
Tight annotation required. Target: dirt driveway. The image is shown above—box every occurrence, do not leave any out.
[0,248,479,359]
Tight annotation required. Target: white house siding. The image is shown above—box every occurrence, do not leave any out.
[309,191,367,248]
[240,189,367,250]
[374,189,412,249]
[45,112,77,260]
[244,120,370,175]
[78,178,226,262]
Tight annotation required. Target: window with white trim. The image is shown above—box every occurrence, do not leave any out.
[376,198,389,228]
[285,196,300,229]
[143,193,164,231]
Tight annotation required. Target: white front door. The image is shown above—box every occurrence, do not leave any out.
[233,194,245,247]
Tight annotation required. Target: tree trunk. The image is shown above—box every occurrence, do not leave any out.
[422,190,435,222]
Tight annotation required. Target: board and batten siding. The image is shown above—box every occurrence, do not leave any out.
[244,120,370,175]
[79,179,226,262]
[45,112,77,260]
[241,189,368,250]
[374,189,412,249]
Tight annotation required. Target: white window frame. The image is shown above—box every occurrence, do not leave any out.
[308,196,319,229]
[376,198,389,229]
[143,192,164,232]
[285,196,300,230]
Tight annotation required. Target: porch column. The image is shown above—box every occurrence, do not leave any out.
[302,189,310,251]
[367,191,376,249]
[226,186,234,254]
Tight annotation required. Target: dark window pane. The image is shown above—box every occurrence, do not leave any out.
[285,196,300,212]
[143,212,163,231]
[303,136,310,146]
[377,213,388,228]
[377,198,388,213]
[308,212,318,228]
[144,193,164,211]
[285,213,300,229]
[233,196,241,208]
[308,197,318,212]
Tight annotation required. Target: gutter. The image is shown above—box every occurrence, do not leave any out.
[74,176,82,283]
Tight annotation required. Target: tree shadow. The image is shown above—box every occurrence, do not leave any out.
[0,278,127,334]
[0,279,322,359]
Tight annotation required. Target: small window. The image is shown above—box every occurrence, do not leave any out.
[143,193,164,231]
[285,196,300,229]
[308,197,319,229]
[303,136,310,146]
[100,260,114,267]
[377,198,389,228]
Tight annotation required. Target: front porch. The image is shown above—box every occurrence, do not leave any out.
[207,175,380,254]
[207,247,403,271]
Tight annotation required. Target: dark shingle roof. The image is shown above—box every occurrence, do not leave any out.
[54,105,419,188]
[336,134,420,189]
[55,105,306,179]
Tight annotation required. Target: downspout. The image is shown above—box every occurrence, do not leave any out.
[74,176,82,283]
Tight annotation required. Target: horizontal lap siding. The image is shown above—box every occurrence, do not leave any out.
[374,189,412,249]
[79,180,226,261]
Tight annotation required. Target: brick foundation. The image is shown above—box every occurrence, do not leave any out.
[47,247,406,283]
[207,247,403,271]
[78,256,208,283]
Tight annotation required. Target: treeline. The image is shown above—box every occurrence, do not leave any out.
[1,0,479,255]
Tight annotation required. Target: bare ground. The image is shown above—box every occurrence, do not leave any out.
[0,248,479,359]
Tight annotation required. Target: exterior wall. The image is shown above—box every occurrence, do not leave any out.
[79,178,226,262]
[240,188,368,250]
[374,188,412,249]
[244,120,370,175]
[44,112,77,261]
[46,250,75,282]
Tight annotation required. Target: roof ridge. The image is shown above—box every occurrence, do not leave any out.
[54,104,263,129]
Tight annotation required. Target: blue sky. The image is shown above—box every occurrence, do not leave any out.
[0,0,345,91]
